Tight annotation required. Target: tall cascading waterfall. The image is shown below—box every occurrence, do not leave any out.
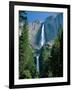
[36,23,45,73]
[40,23,45,47]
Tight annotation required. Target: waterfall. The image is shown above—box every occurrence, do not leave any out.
[35,23,45,73]
[40,24,45,47]
[36,55,39,73]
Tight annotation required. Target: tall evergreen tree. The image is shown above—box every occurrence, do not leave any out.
[50,27,63,77]
[39,44,51,78]
[19,11,35,79]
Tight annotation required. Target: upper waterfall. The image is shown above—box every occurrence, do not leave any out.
[40,23,45,47]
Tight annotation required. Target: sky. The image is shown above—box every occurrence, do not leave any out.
[26,11,60,22]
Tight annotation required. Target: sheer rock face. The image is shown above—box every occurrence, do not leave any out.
[44,13,63,43]
[28,20,41,50]
[19,13,63,50]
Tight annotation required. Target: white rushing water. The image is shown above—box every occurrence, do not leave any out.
[36,24,45,73]
[36,55,39,73]
[40,24,45,47]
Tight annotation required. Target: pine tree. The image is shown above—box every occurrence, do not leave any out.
[50,27,63,77]
[19,11,35,79]
[39,45,50,78]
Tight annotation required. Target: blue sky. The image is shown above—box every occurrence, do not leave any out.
[26,11,60,22]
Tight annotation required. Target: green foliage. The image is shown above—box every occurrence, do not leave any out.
[20,70,32,79]
[19,12,36,79]
[39,44,51,78]
[41,45,50,61]
[50,27,63,77]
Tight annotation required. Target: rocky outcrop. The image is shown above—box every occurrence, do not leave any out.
[28,19,41,49]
